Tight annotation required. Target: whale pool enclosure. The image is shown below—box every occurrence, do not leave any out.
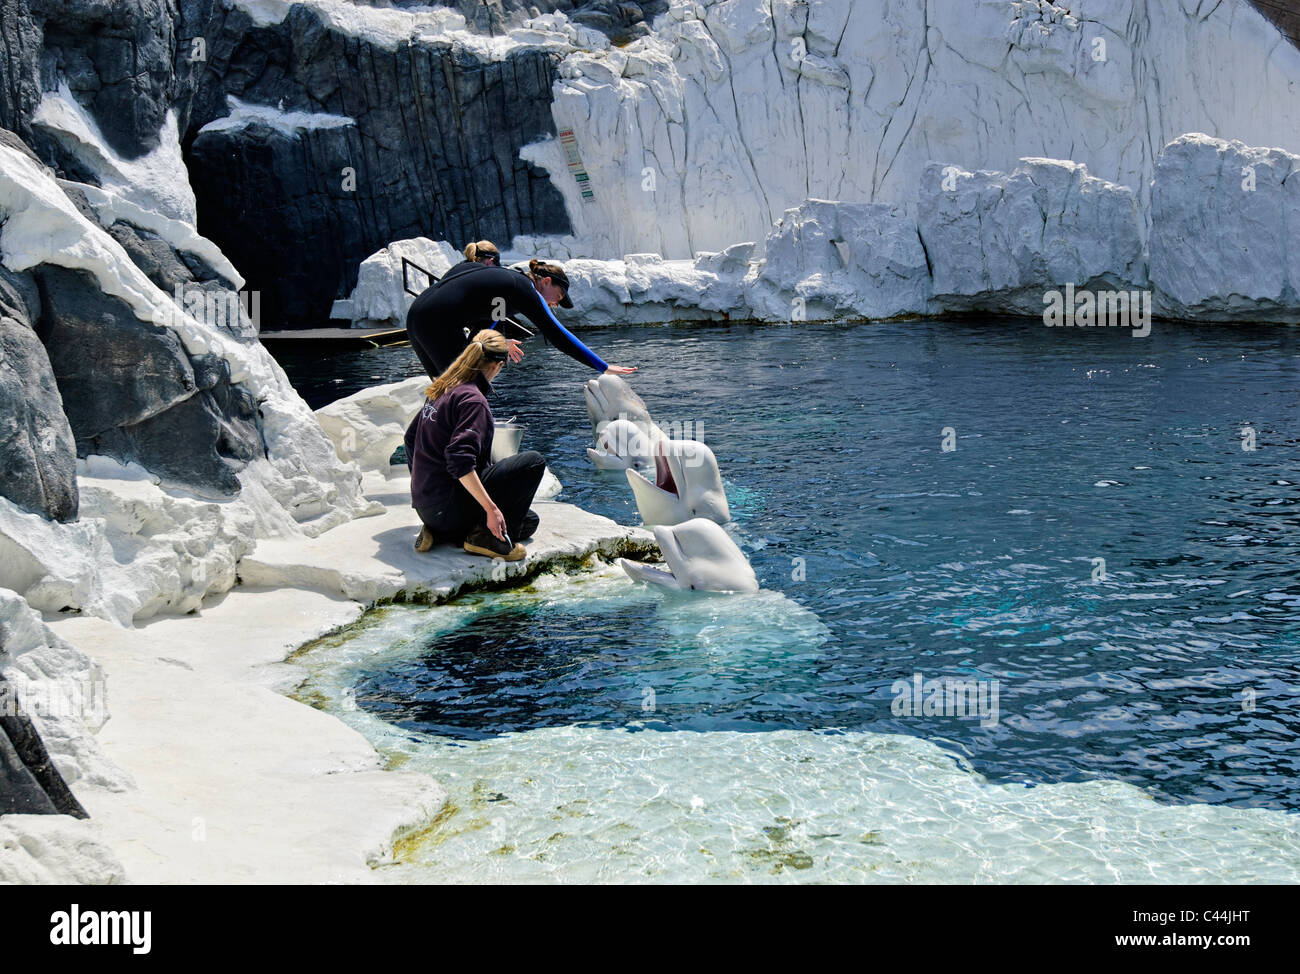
[285,318,1300,882]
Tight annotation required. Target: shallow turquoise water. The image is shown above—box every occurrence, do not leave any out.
[285,318,1300,880]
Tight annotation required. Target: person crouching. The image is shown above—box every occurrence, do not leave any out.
[405,329,544,560]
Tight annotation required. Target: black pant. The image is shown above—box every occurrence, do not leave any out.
[408,320,461,380]
[417,451,545,542]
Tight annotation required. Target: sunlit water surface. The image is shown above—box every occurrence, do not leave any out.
[283,318,1300,882]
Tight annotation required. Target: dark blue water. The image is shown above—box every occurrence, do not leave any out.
[279,319,1300,810]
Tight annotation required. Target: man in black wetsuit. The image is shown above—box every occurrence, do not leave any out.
[405,257,637,378]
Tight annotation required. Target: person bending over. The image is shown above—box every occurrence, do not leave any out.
[405,329,545,561]
[405,256,636,379]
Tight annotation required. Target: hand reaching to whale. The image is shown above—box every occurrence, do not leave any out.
[605,365,638,375]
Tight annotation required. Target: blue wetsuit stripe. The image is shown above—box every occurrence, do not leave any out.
[528,290,608,372]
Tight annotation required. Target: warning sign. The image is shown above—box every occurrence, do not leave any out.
[558,129,595,203]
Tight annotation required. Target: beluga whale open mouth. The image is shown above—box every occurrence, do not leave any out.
[625,437,730,527]
[619,518,759,594]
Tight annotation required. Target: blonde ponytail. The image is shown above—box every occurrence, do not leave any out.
[464,240,500,264]
[425,329,509,401]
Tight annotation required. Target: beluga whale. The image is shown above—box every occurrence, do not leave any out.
[583,373,665,473]
[586,417,662,473]
[584,373,657,438]
[581,373,731,525]
[626,437,730,527]
[620,518,759,594]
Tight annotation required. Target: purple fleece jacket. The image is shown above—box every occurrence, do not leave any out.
[405,373,495,511]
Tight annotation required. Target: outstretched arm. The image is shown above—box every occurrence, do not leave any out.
[522,287,609,371]
[507,278,633,373]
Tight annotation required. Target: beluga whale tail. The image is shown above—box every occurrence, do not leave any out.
[620,518,758,594]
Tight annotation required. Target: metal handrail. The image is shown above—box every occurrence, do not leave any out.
[402,256,439,297]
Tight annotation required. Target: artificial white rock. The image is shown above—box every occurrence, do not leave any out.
[199,95,356,137]
[917,157,1145,314]
[746,199,934,321]
[513,251,736,327]
[0,815,124,884]
[317,376,430,473]
[239,489,652,604]
[230,0,605,56]
[0,139,379,624]
[49,587,446,885]
[0,453,350,626]
[1149,134,1300,320]
[315,377,563,496]
[338,237,461,328]
[524,0,1300,259]
[33,82,197,226]
[0,588,132,793]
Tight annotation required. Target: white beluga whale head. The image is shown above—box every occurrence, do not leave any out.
[625,437,730,527]
[620,518,758,594]
[586,417,663,473]
[584,373,655,437]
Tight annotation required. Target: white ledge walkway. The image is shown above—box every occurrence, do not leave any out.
[47,481,656,884]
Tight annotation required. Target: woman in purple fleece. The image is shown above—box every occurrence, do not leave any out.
[404,329,545,561]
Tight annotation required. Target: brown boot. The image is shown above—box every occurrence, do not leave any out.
[463,526,526,561]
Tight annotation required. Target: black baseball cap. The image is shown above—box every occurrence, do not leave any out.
[550,267,573,308]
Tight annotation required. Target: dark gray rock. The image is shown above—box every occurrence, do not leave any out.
[0,1,44,145]
[34,265,198,437]
[103,214,245,300]
[0,722,59,815]
[37,0,173,157]
[5,0,221,159]
[185,4,575,324]
[0,262,41,323]
[107,220,199,293]
[0,316,79,522]
[0,676,87,818]
[2,0,667,325]
[0,266,77,522]
[32,265,264,494]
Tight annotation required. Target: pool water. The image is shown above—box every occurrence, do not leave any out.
[285,317,1300,881]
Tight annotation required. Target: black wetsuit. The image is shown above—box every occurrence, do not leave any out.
[405,262,608,378]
